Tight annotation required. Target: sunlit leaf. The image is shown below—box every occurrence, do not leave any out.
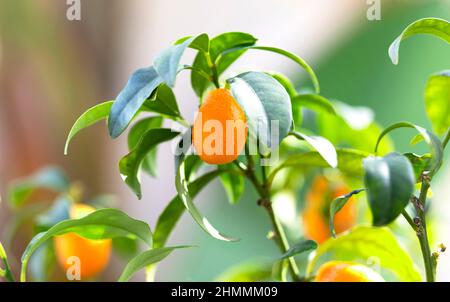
[308,226,421,281]
[280,240,317,260]
[389,18,450,65]
[425,70,450,135]
[289,131,337,168]
[363,153,415,226]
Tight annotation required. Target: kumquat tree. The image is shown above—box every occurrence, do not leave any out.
[0,16,449,284]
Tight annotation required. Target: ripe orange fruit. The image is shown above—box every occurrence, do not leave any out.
[54,204,111,280]
[193,88,247,164]
[302,176,357,243]
[315,261,385,282]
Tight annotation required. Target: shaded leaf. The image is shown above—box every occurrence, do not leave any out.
[108,67,163,138]
[389,18,450,65]
[8,167,70,209]
[64,101,113,155]
[280,240,317,260]
[142,84,182,121]
[329,189,365,237]
[228,71,292,147]
[127,117,163,177]
[363,153,415,226]
[119,128,179,199]
[20,208,152,281]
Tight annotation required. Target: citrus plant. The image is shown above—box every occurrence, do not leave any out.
[1,17,448,283]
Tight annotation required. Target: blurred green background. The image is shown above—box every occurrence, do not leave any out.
[1,0,449,281]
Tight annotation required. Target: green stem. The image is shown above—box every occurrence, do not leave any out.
[202,51,220,89]
[443,127,450,149]
[415,179,435,282]
[241,151,301,281]
[0,242,15,282]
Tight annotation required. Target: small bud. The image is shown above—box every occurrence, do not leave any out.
[439,243,446,253]
[266,231,275,240]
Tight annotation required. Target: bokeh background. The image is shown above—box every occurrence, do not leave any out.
[1,0,449,281]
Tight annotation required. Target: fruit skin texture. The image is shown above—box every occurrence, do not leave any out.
[54,204,111,280]
[315,261,385,282]
[302,176,357,243]
[193,88,247,165]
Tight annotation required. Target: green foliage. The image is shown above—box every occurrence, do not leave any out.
[20,208,152,281]
[389,17,450,65]
[279,240,317,260]
[375,122,443,176]
[0,241,14,282]
[425,70,450,135]
[118,246,190,282]
[108,67,163,138]
[329,189,365,237]
[127,117,163,177]
[288,131,337,168]
[8,167,70,209]
[363,153,415,226]
[215,260,273,282]
[404,153,432,182]
[308,226,422,281]
[119,128,180,198]
[64,101,113,155]
[227,71,292,147]
[142,84,183,122]
[219,164,245,205]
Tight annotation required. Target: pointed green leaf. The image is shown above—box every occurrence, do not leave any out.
[64,101,113,155]
[289,131,337,168]
[118,246,191,282]
[127,117,163,177]
[280,240,317,260]
[228,71,292,147]
[120,128,179,199]
[363,153,415,226]
[307,226,422,281]
[108,67,163,138]
[425,70,450,135]
[389,18,450,65]
[20,208,152,281]
[329,189,365,237]
[142,84,182,120]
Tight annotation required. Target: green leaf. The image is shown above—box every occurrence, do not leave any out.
[191,32,257,97]
[389,18,450,65]
[119,128,179,199]
[425,70,450,135]
[215,260,272,282]
[153,170,224,249]
[269,148,369,185]
[154,36,196,87]
[219,165,244,205]
[404,153,432,182]
[8,166,70,209]
[29,241,55,282]
[222,45,320,94]
[118,246,190,282]
[329,189,365,237]
[64,101,113,155]
[108,67,163,138]
[289,131,338,168]
[270,73,297,98]
[176,150,238,242]
[113,237,139,261]
[20,208,152,281]
[363,153,415,226]
[280,240,317,260]
[307,226,422,281]
[142,84,182,121]
[292,94,336,115]
[127,117,163,177]
[375,122,443,176]
[0,241,14,281]
[227,71,292,147]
